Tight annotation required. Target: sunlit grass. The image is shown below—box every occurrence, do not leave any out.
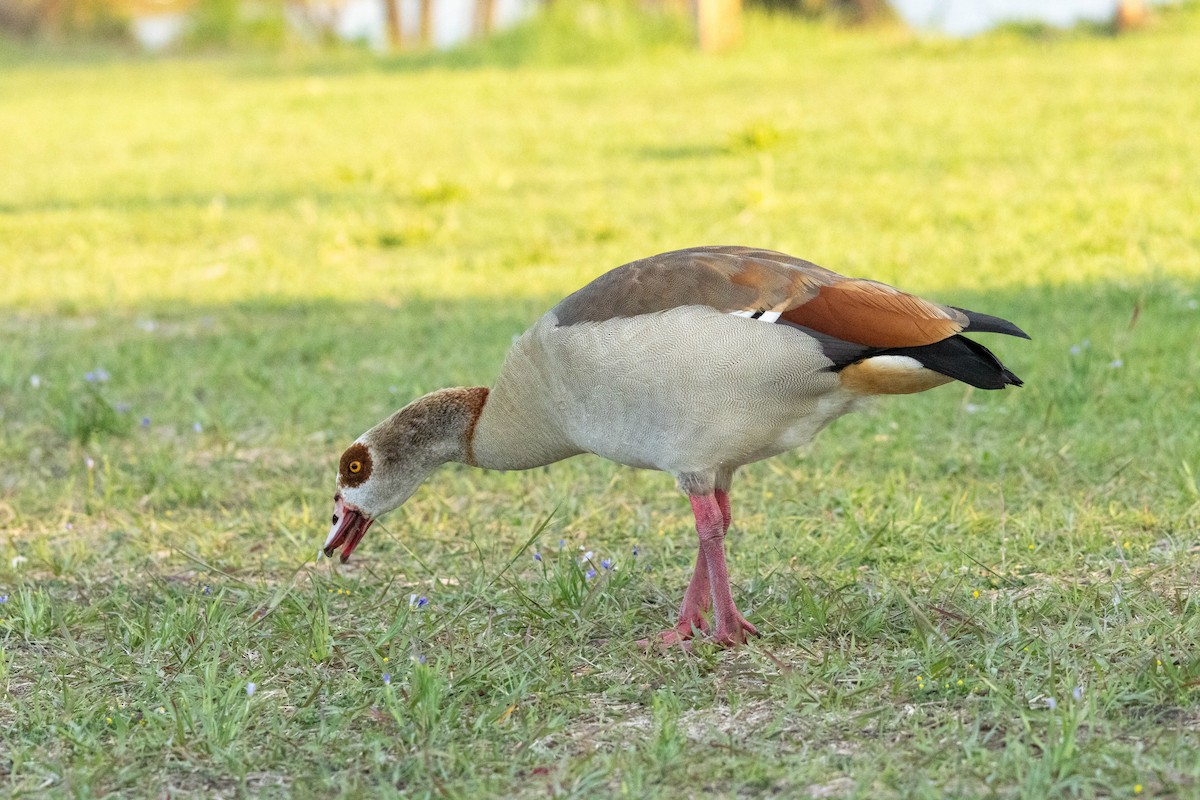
[2,6,1199,798]
[2,9,1198,312]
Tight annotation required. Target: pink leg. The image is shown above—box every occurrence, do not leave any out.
[690,494,758,647]
[715,488,732,532]
[656,549,712,645]
[657,490,732,645]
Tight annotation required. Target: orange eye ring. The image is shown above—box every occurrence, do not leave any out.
[348,460,362,474]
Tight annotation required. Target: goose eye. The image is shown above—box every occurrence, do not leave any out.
[339,443,371,487]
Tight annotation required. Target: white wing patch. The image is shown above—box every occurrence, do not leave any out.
[729,309,783,323]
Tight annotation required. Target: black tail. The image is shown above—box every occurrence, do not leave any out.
[952,306,1031,340]
[785,314,1028,390]
[881,335,1023,390]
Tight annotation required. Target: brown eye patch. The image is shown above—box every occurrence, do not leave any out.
[339,443,372,488]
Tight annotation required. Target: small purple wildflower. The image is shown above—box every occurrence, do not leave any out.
[601,558,613,570]
[0,595,8,604]
[141,417,151,427]
[245,682,257,697]
[85,457,95,470]
[203,585,212,595]
[416,654,427,664]
[632,545,639,556]
[115,402,131,413]
[409,594,428,608]
[558,539,566,550]
[585,568,596,580]
[85,368,110,383]
[64,522,73,530]
[1046,697,1057,710]
[533,552,542,562]
[383,673,391,685]
[192,421,203,433]
[1072,686,1083,701]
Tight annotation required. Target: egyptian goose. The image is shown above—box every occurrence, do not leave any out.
[323,246,1027,646]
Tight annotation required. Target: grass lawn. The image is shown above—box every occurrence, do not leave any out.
[2,6,1199,798]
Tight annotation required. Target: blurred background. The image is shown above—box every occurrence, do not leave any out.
[0,0,1166,52]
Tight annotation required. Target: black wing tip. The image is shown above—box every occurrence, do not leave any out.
[972,370,1024,390]
[952,307,1032,340]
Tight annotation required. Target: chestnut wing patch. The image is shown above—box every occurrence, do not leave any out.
[780,280,967,348]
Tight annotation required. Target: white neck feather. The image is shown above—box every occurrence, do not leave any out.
[468,340,582,471]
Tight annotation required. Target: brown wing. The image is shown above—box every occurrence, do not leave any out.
[551,246,968,348]
[779,279,966,347]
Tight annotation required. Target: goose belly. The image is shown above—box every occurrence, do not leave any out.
[531,307,855,473]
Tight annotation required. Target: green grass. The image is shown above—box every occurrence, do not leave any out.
[2,7,1200,798]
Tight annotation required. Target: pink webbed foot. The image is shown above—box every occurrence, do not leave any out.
[710,612,759,647]
[653,614,710,647]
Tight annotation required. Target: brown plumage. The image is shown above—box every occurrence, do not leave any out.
[323,246,1028,647]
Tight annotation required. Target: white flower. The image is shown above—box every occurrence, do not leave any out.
[1109,359,1123,369]
[30,375,41,388]
[11,556,27,569]
[246,682,257,697]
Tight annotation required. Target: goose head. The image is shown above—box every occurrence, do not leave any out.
[323,387,488,562]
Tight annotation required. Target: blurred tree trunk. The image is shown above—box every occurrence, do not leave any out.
[418,0,432,44]
[474,0,494,35]
[695,0,740,51]
[1113,0,1148,33]
[383,0,402,46]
